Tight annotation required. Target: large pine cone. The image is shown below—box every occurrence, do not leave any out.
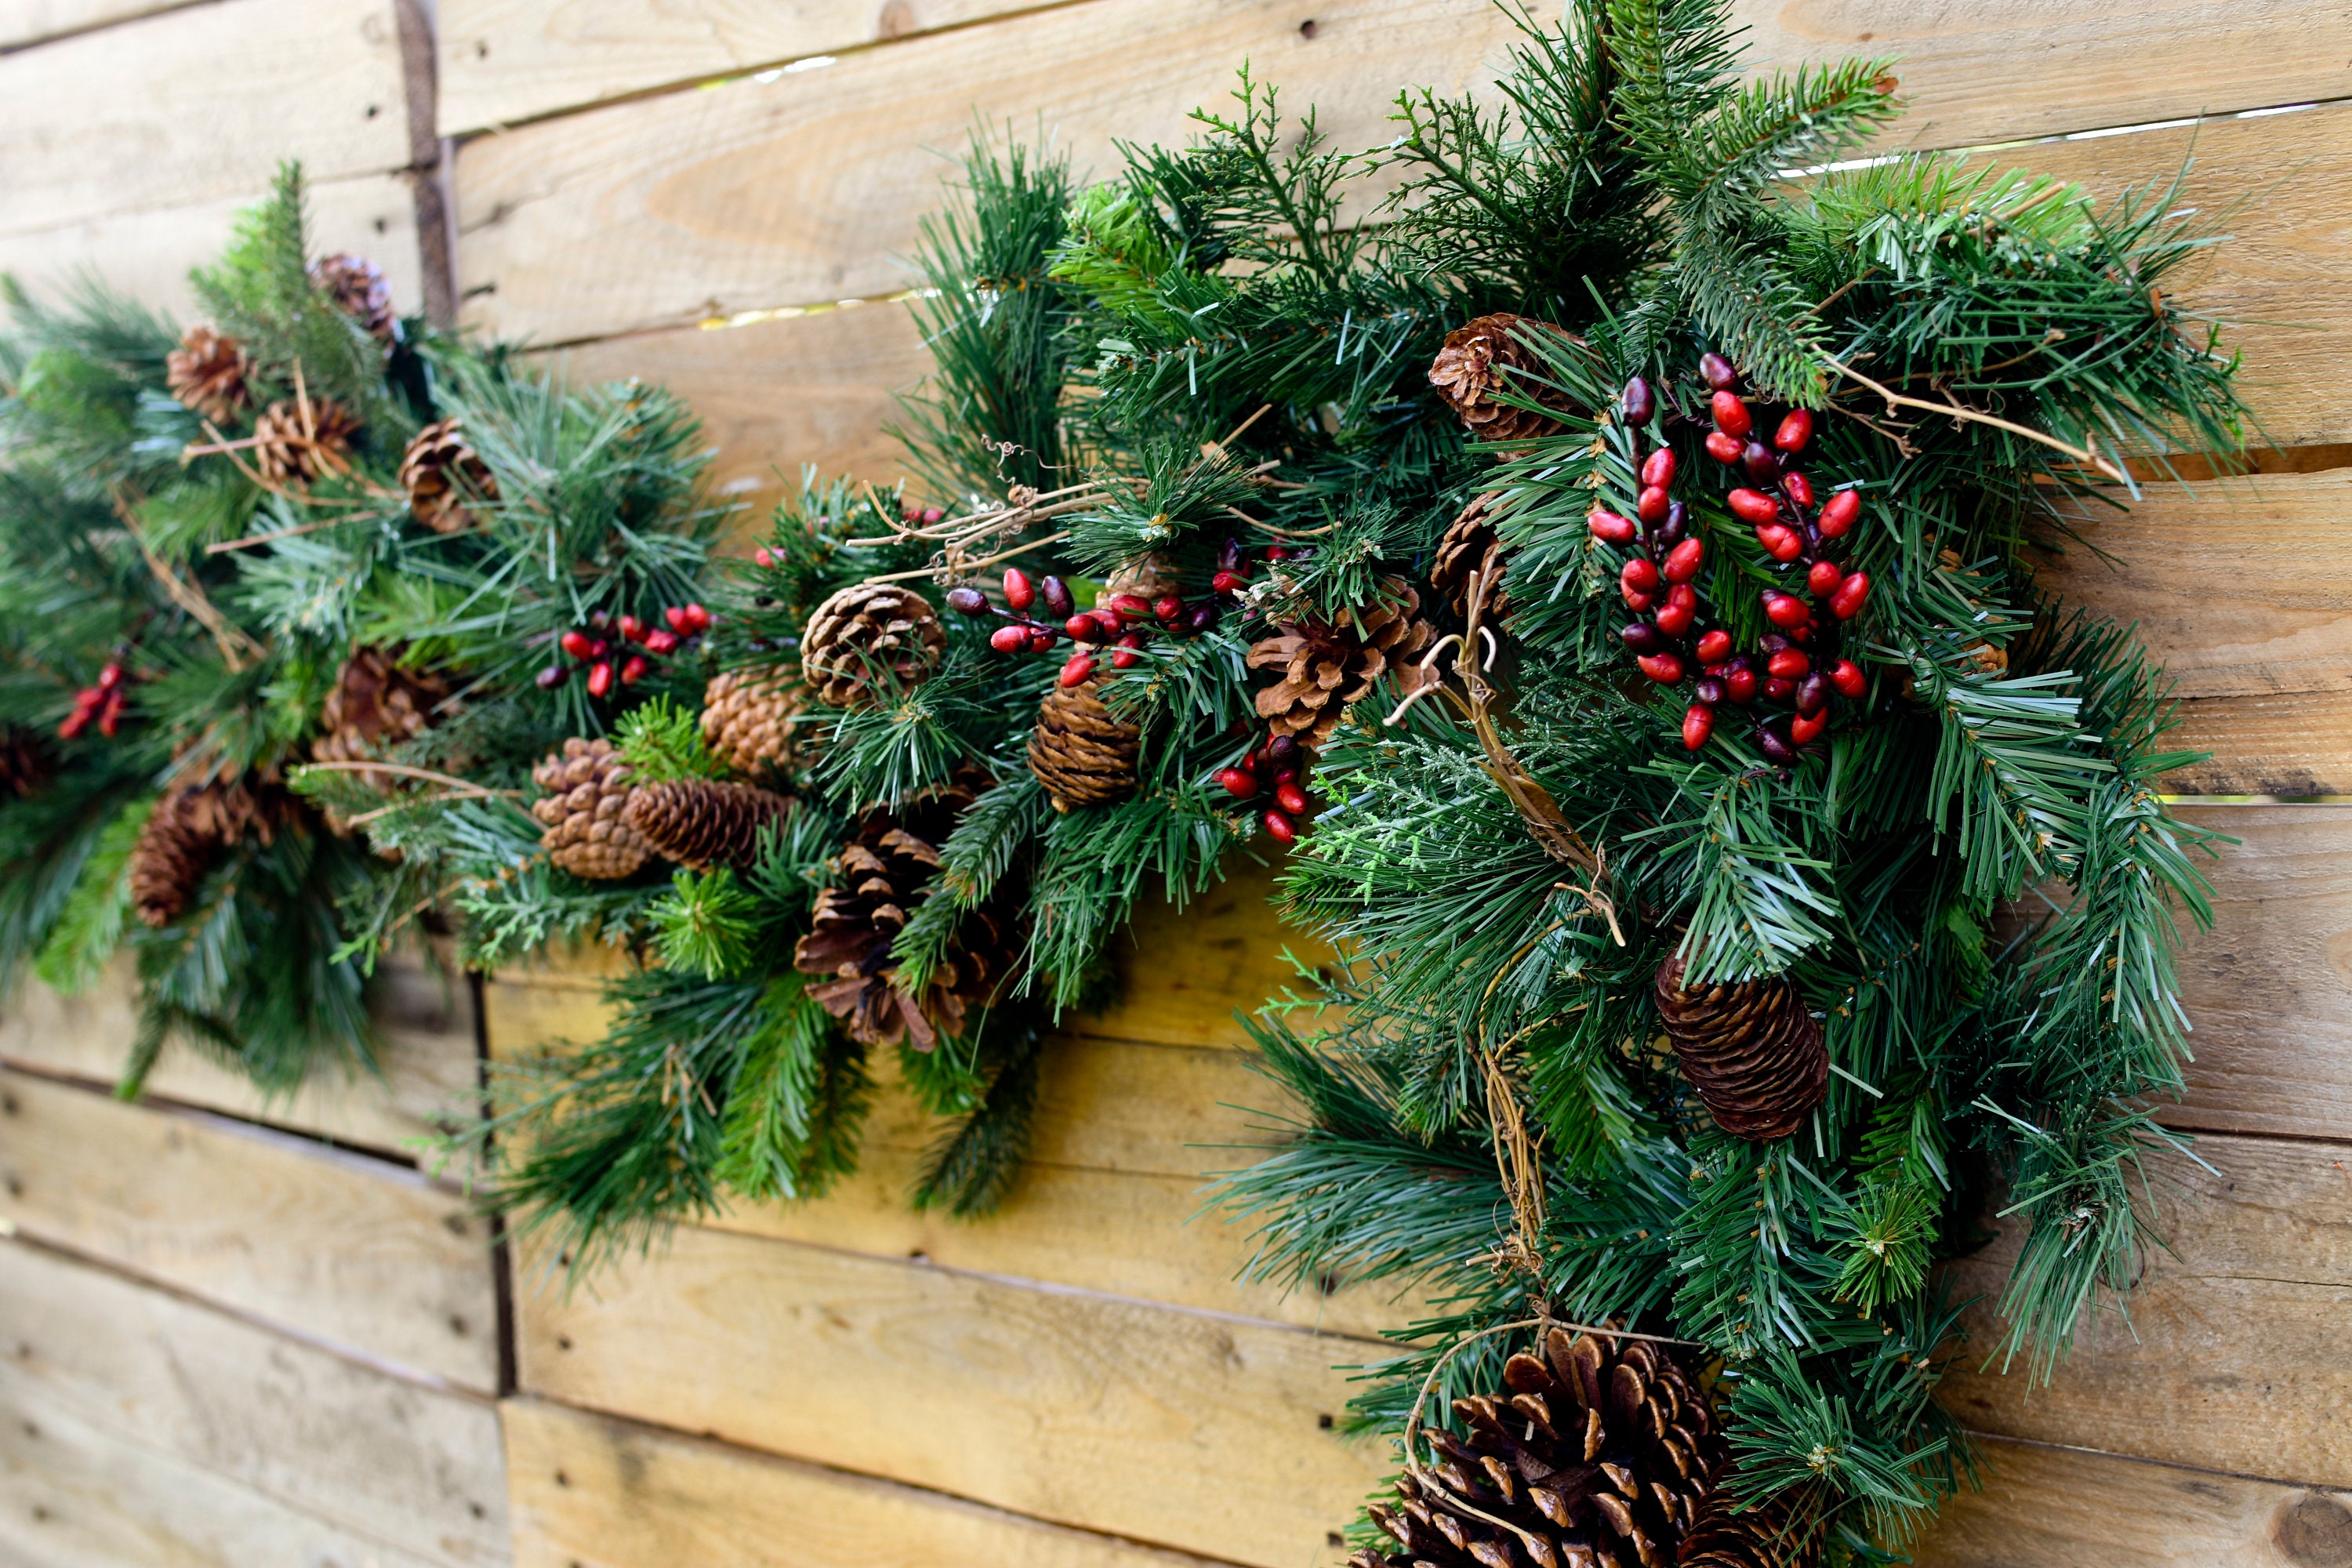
[530,738,653,880]
[1431,492,1512,625]
[1428,314,1582,444]
[310,252,395,342]
[129,779,286,927]
[252,398,361,486]
[1352,1327,1727,1568]
[701,667,813,780]
[791,783,1014,1051]
[398,418,498,534]
[801,582,947,709]
[314,647,447,768]
[1247,580,1434,744]
[165,325,250,426]
[1654,954,1827,1142]
[624,778,790,872]
[1027,679,1139,811]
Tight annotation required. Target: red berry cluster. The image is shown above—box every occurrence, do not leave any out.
[540,603,709,698]
[59,659,129,739]
[948,539,1265,690]
[1215,730,1312,844]
[1589,353,1871,763]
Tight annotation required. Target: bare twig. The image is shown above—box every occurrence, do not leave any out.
[1825,354,2125,481]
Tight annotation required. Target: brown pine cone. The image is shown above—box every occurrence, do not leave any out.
[310,252,395,342]
[1351,1326,1727,1568]
[1678,1493,1802,1568]
[792,782,1013,1051]
[1429,491,1512,624]
[1655,953,1827,1142]
[252,398,361,486]
[700,667,813,780]
[1428,313,1584,444]
[1027,679,1140,812]
[1103,551,1180,603]
[129,778,286,927]
[623,778,791,873]
[801,582,946,709]
[530,738,653,880]
[314,647,447,768]
[165,325,250,426]
[1247,579,1434,744]
[398,418,498,534]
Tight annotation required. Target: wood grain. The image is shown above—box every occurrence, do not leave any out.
[1938,1131,2352,1490]
[0,0,413,237]
[513,1225,1383,1568]
[0,1236,509,1566]
[0,1069,500,1392]
[0,0,199,50]
[503,1395,1243,1568]
[1914,1435,2352,1568]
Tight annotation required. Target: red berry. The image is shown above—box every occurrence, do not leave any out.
[1766,648,1811,680]
[1637,652,1685,684]
[1795,671,1831,717]
[1153,595,1185,622]
[1817,490,1860,539]
[1262,809,1298,844]
[1727,488,1779,525]
[1621,583,1657,612]
[1757,523,1804,563]
[1641,447,1677,490]
[1682,703,1714,751]
[1091,608,1124,637]
[1588,507,1637,544]
[1004,568,1036,610]
[643,628,680,655]
[1111,647,1141,670]
[1774,409,1813,455]
[1763,591,1810,628]
[1218,767,1258,799]
[1276,780,1311,816]
[1106,593,1152,621]
[96,688,124,738]
[1029,631,1056,653]
[560,630,594,662]
[1058,654,1094,688]
[1065,614,1102,643]
[1700,353,1738,391]
[1711,390,1752,439]
[1704,431,1744,466]
[617,615,644,642]
[1808,560,1846,597]
[664,606,691,633]
[921,506,945,525]
[1780,470,1814,510]
[620,655,650,686]
[1655,583,1697,637]
[97,662,123,689]
[1212,570,1247,595]
[1830,572,1871,620]
[1831,659,1867,699]
[1725,666,1759,704]
[588,639,611,660]
[1621,557,1661,594]
[753,548,775,568]
[685,603,711,633]
[586,661,613,698]
[1266,544,1290,562]
[1791,710,1828,745]
[1661,537,1705,583]
[1764,675,1795,701]
[989,624,1029,652]
[1696,630,1733,664]
[1638,485,1670,524]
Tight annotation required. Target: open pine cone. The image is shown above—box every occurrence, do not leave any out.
[1247,579,1434,744]
[1027,678,1141,812]
[1103,551,1181,603]
[1428,313,1583,444]
[1352,1327,1728,1568]
[252,398,361,486]
[701,667,813,780]
[801,582,946,708]
[531,738,653,880]
[165,325,250,426]
[1430,492,1512,625]
[624,778,791,872]
[1655,953,1827,1142]
[129,778,288,927]
[792,782,1016,1051]
[398,418,498,534]
[314,647,447,768]
[310,252,395,342]
[1679,1494,1801,1568]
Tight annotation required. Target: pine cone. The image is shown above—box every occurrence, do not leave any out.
[165,325,250,426]
[310,252,395,342]
[1351,1326,1726,1568]
[530,738,653,880]
[701,667,813,780]
[129,778,286,927]
[314,648,447,768]
[1428,313,1584,444]
[252,398,361,487]
[1103,551,1180,603]
[1654,953,1827,1142]
[1430,492,1512,624]
[792,782,1014,1051]
[1679,1494,1802,1568]
[398,418,498,534]
[1247,580,1434,744]
[801,582,946,708]
[1027,679,1139,812]
[624,777,790,872]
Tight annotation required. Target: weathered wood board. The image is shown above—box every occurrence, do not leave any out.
[0,0,199,50]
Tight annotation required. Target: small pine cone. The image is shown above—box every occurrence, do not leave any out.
[1427,312,1584,444]
[165,325,250,426]
[530,738,653,880]
[1350,1326,1727,1568]
[252,398,361,486]
[129,779,285,927]
[700,667,813,779]
[1429,492,1512,624]
[1678,1493,1802,1568]
[398,418,498,534]
[1027,679,1139,812]
[1655,953,1827,1142]
[801,582,946,709]
[310,252,395,342]
[1103,551,1180,603]
[1247,579,1434,744]
[314,647,447,767]
[624,778,791,873]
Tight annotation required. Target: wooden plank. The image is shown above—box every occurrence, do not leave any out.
[1937,1131,2352,1490]
[514,1225,1381,1568]
[438,0,1064,136]
[1914,1435,2352,1568]
[0,0,199,51]
[503,1395,1240,1568]
[0,1069,500,1392]
[0,172,426,325]
[0,0,414,237]
[0,1236,509,1566]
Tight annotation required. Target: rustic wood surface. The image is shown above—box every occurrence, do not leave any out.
[0,0,198,49]
[0,1069,500,1391]
[0,1236,509,1566]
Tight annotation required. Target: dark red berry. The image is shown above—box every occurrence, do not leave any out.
[1188,601,1220,633]
[1767,648,1811,680]
[1040,576,1074,618]
[1694,675,1726,706]
[1218,537,1247,572]
[1065,615,1102,644]
[1695,629,1733,665]
[1808,560,1846,597]
[1621,622,1665,655]
[1725,665,1759,704]
[1763,591,1810,629]
[561,629,595,662]
[1212,569,1247,595]
[1621,557,1661,593]
[1621,376,1655,425]
[1218,767,1258,799]
[620,655,650,686]
[1700,353,1738,391]
[535,665,566,689]
[1638,485,1670,524]
[946,587,988,615]
[1152,595,1185,622]
[1764,675,1796,701]
[1759,725,1798,764]
[1655,583,1697,637]
[1276,780,1311,816]
[1263,809,1298,844]
[1658,500,1690,546]
[1741,441,1782,484]
[1830,659,1867,699]
[1266,734,1301,767]
[1795,670,1830,717]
